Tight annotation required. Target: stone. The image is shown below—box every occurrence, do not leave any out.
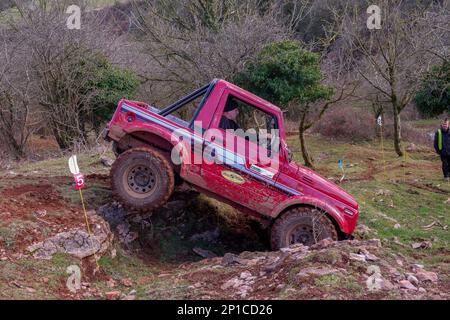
[367,239,382,247]
[358,248,379,261]
[221,253,242,266]
[394,224,401,229]
[26,214,112,260]
[376,189,391,196]
[413,264,424,270]
[106,278,116,288]
[221,277,244,290]
[120,278,133,287]
[407,275,419,286]
[412,241,432,249]
[263,253,289,273]
[105,291,122,300]
[415,270,438,283]
[380,279,395,291]
[100,156,114,167]
[399,280,417,290]
[309,238,334,250]
[418,287,427,293]
[240,271,252,280]
[349,253,366,262]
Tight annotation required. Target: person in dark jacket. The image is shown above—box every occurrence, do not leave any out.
[434,118,450,181]
[219,98,240,130]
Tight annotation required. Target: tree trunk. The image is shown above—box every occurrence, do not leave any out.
[392,103,403,157]
[299,112,314,168]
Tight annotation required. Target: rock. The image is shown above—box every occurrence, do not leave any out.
[399,280,417,290]
[221,277,244,290]
[407,275,419,286]
[100,156,114,167]
[240,271,253,280]
[412,264,424,271]
[349,253,366,262]
[411,241,432,249]
[221,253,242,266]
[116,222,139,245]
[418,287,427,293]
[105,291,122,300]
[120,278,133,287]
[375,189,391,196]
[358,248,379,261]
[106,278,116,288]
[365,239,382,248]
[26,214,112,260]
[394,223,401,229]
[380,279,395,291]
[263,253,289,273]
[193,247,217,259]
[33,209,47,217]
[25,287,36,293]
[309,238,334,250]
[415,270,438,283]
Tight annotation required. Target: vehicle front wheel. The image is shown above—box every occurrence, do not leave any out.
[270,207,338,250]
[110,147,174,212]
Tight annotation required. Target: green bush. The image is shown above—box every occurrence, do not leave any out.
[90,62,140,122]
[415,61,450,118]
[234,40,333,110]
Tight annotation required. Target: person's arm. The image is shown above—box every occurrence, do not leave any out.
[434,131,440,154]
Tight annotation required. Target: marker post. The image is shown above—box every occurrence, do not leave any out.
[68,155,100,271]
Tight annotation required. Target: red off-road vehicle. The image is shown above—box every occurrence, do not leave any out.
[104,79,359,249]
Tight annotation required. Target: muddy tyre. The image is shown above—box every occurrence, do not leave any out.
[270,207,338,250]
[111,147,174,212]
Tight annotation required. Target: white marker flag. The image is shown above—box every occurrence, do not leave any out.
[377,116,383,127]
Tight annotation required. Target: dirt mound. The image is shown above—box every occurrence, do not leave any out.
[173,239,448,300]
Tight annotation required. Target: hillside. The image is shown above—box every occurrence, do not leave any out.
[0,131,448,299]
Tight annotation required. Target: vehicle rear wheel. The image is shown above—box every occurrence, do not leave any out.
[270,207,338,250]
[111,147,174,212]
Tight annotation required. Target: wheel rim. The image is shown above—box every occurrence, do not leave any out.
[286,223,316,246]
[123,164,157,198]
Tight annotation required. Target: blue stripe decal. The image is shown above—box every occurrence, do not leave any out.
[120,104,302,196]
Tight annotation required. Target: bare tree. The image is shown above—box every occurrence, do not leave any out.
[9,0,125,150]
[130,0,290,105]
[0,28,39,158]
[331,0,449,156]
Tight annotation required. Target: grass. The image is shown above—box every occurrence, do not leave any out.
[10,151,114,177]
[288,134,449,268]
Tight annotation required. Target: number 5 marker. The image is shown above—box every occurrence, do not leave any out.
[68,155,99,270]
